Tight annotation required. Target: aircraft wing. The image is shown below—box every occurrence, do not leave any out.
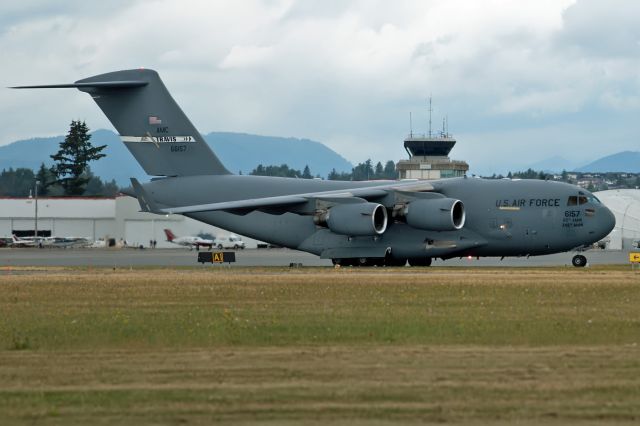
[160,180,434,214]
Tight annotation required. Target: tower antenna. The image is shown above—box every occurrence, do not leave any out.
[428,96,433,137]
[409,111,413,137]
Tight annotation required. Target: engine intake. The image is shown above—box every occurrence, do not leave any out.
[324,202,388,236]
[404,198,465,231]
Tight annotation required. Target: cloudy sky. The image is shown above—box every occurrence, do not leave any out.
[1,0,639,174]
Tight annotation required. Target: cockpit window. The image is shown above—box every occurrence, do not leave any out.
[588,195,601,204]
[568,195,591,205]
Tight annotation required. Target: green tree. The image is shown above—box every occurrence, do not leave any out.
[34,163,55,196]
[0,168,35,196]
[50,120,106,195]
[374,161,384,178]
[352,159,374,181]
[328,168,352,181]
[383,161,396,179]
[250,163,302,178]
[102,179,120,196]
[302,165,313,179]
[76,167,121,197]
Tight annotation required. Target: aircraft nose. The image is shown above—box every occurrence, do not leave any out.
[599,206,616,238]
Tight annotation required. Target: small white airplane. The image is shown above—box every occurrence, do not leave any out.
[164,229,214,250]
[11,234,91,248]
[11,234,42,247]
[49,236,92,248]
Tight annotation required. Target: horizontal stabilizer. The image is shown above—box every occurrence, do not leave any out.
[10,81,148,89]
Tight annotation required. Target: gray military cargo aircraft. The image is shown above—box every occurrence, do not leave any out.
[13,69,615,267]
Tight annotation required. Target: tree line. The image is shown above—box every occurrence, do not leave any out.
[0,166,119,197]
[0,120,116,197]
[250,160,397,181]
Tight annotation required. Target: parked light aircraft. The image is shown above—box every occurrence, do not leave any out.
[11,235,42,248]
[12,69,616,267]
[11,235,90,248]
[164,228,214,250]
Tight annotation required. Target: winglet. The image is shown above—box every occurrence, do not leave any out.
[130,178,161,213]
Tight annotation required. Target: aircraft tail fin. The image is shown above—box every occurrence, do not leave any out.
[164,229,176,242]
[12,69,230,177]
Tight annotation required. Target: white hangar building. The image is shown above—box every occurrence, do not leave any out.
[0,195,259,248]
[595,189,640,250]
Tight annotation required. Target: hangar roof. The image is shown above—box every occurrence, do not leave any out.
[0,197,116,219]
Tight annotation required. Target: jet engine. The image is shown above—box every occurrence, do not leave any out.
[403,198,465,231]
[323,202,388,236]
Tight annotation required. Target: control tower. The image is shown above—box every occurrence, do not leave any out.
[396,108,469,179]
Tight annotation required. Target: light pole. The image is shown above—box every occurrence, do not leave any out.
[34,179,39,241]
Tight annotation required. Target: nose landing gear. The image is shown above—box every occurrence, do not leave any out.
[572,254,587,267]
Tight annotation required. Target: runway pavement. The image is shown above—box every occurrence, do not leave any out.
[0,247,633,268]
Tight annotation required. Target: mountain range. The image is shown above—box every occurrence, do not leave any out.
[0,129,353,185]
[524,152,640,174]
[574,151,640,173]
[1,129,637,184]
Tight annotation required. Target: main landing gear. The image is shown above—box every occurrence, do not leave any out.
[332,257,432,267]
[408,257,432,267]
[572,254,587,268]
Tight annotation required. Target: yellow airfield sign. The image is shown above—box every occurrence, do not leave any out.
[630,252,640,263]
[197,251,237,264]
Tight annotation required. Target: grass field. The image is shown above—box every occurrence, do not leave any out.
[1,266,639,424]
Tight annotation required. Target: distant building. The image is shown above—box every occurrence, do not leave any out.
[396,133,469,180]
[595,189,640,250]
[0,196,259,248]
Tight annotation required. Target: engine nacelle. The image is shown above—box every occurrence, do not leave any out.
[404,198,465,231]
[325,202,388,236]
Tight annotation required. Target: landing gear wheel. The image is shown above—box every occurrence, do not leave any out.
[333,258,354,267]
[371,258,385,267]
[217,244,223,249]
[408,257,432,267]
[386,258,407,267]
[357,257,370,267]
[572,254,587,268]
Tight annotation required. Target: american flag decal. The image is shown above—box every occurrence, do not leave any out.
[148,116,162,125]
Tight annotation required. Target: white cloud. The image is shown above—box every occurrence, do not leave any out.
[219,45,275,69]
[1,0,640,172]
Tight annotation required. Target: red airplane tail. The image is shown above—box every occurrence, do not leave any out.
[164,229,176,242]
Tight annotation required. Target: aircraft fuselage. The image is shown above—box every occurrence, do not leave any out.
[140,175,615,261]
